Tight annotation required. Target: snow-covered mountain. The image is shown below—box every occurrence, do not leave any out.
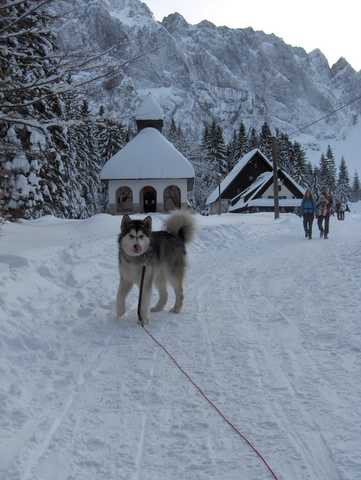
[57,0,361,171]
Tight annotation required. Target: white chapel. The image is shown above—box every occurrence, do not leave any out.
[100,94,195,214]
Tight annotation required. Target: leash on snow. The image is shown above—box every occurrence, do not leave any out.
[137,265,147,328]
[137,266,280,480]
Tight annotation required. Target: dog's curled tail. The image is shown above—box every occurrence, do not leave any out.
[166,210,196,244]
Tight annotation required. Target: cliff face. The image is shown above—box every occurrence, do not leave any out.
[57,0,361,155]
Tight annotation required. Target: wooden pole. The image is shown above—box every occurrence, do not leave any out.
[272,138,280,220]
[217,156,222,215]
[218,182,221,215]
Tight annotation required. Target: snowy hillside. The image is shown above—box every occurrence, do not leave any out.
[56,0,361,169]
[1,209,361,479]
[301,122,361,175]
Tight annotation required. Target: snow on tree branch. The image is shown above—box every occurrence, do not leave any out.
[0,0,55,35]
[0,45,162,111]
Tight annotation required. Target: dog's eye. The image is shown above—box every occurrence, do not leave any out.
[129,234,135,239]
[138,235,144,240]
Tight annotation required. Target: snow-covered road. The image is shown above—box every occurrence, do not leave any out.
[0,210,360,480]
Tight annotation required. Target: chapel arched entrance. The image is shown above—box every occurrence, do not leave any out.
[141,186,157,213]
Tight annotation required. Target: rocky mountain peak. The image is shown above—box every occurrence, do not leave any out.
[162,12,189,33]
[196,19,216,29]
[331,57,354,76]
[104,0,153,18]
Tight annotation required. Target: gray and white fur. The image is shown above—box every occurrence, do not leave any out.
[116,211,196,324]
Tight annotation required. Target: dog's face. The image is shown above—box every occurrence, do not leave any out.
[120,215,152,257]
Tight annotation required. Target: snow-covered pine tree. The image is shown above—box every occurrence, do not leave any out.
[304,162,314,190]
[291,141,307,186]
[259,122,273,159]
[0,0,64,218]
[311,166,321,199]
[336,157,351,202]
[191,124,215,209]
[167,117,178,145]
[165,118,190,157]
[95,117,127,166]
[68,98,103,217]
[202,124,209,148]
[237,121,247,159]
[319,153,329,193]
[205,121,220,174]
[351,171,361,202]
[0,1,128,219]
[226,129,239,171]
[227,122,247,170]
[325,145,337,193]
[215,124,228,176]
[176,125,190,157]
[247,127,259,151]
[277,132,292,173]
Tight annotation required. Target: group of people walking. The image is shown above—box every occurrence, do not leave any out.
[299,190,340,240]
[335,200,349,220]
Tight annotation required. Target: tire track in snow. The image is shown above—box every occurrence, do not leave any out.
[238,237,343,480]
[14,238,119,480]
[192,225,341,479]
[250,294,342,480]
[184,229,274,478]
[21,314,119,480]
[132,319,165,480]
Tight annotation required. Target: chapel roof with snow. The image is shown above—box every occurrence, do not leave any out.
[100,127,194,180]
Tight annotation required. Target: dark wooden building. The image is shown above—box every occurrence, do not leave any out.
[206,148,304,213]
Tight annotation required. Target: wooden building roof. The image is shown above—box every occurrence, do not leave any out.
[206,149,273,205]
[229,169,305,212]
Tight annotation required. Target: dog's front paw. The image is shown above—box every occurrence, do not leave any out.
[138,316,149,325]
[151,305,164,312]
[170,306,181,314]
[116,306,126,319]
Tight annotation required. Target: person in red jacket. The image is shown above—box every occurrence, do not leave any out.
[317,190,333,239]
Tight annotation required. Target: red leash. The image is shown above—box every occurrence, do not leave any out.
[138,267,280,480]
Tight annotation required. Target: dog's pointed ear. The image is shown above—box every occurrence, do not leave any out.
[121,214,131,233]
[143,216,152,233]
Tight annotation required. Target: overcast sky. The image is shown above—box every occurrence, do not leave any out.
[144,0,361,71]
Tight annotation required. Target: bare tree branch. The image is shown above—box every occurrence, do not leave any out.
[0,28,51,38]
[0,115,47,133]
[0,114,120,133]
[0,0,30,11]
[0,43,121,94]
[0,0,56,35]
[3,47,91,62]
[0,45,162,110]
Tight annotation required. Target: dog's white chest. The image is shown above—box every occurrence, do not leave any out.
[120,262,146,285]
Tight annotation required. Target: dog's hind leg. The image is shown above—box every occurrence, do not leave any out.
[151,272,168,312]
[116,278,133,319]
[169,271,184,314]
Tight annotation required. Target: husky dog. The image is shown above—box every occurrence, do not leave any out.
[116,211,196,324]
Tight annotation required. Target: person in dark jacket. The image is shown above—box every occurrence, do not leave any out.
[335,200,342,220]
[339,202,346,220]
[300,189,316,239]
